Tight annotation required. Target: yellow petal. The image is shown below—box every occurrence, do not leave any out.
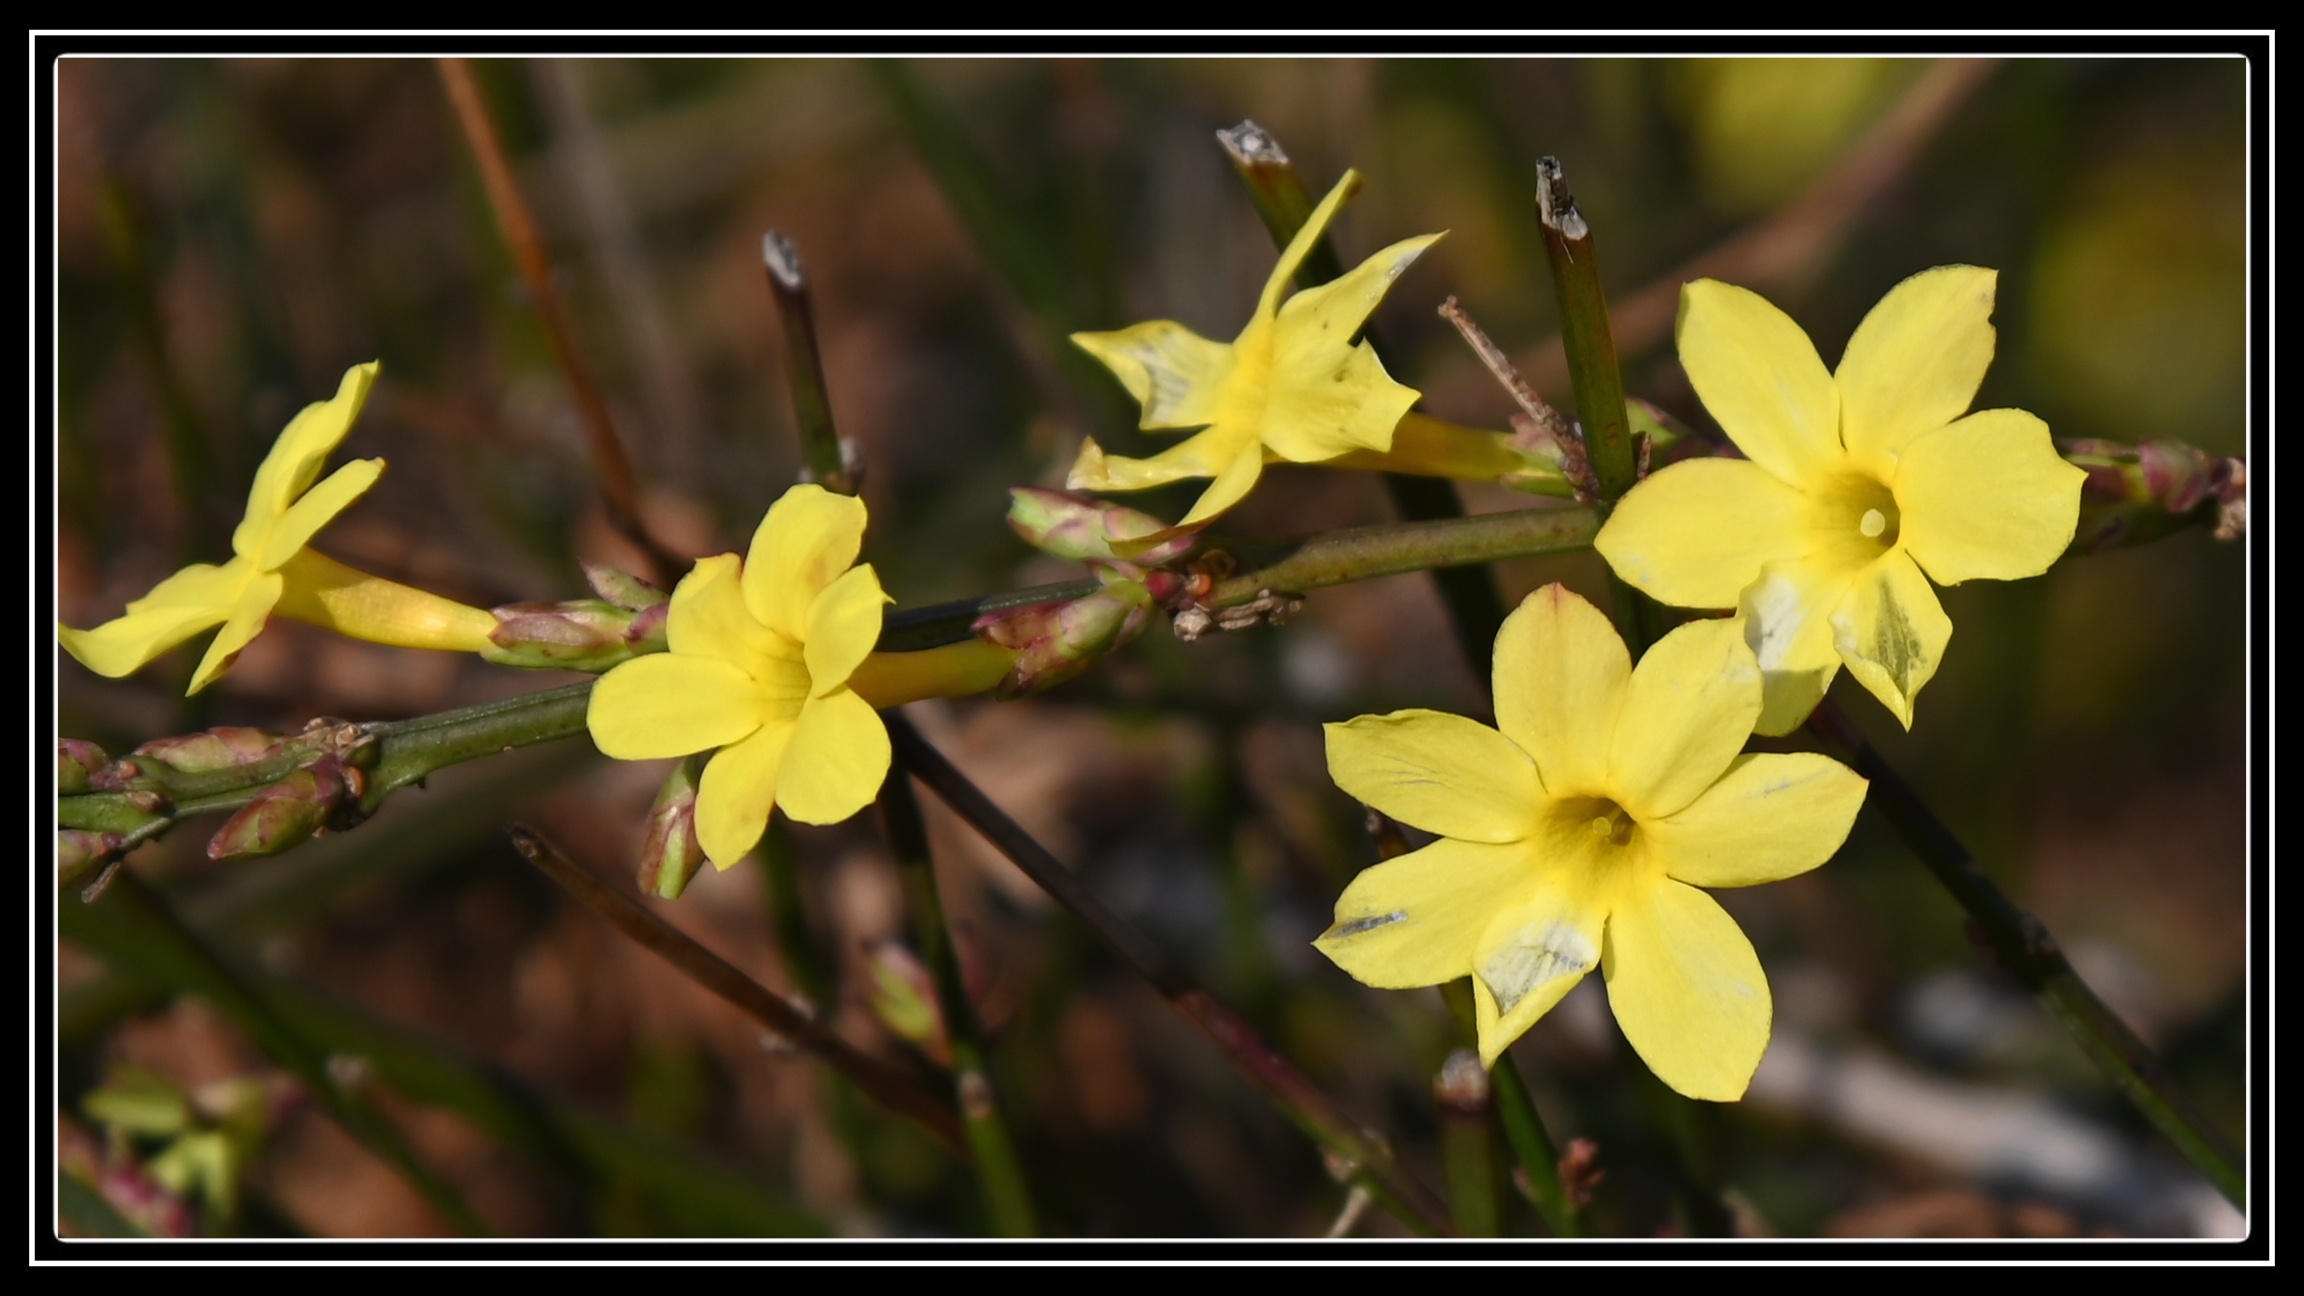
[1829,550,1952,730]
[1595,458,1810,609]
[1736,558,1855,737]
[1895,409,2085,585]
[1835,265,1997,476]
[270,548,497,652]
[1066,430,1239,493]
[1255,169,1364,320]
[1601,879,1772,1101]
[1174,442,1267,529]
[773,687,890,826]
[123,559,254,614]
[59,562,247,678]
[1491,584,1628,798]
[1470,879,1608,1067]
[233,362,379,560]
[1260,338,1421,463]
[1323,710,1539,845]
[258,458,383,571]
[587,652,770,760]
[1607,617,1762,819]
[187,570,285,694]
[695,722,795,870]
[668,554,800,678]
[742,484,869,641]
[1314,836,1534,990]
[1070,321,1238,432]
[1676,280,1841,488]
[1276,231,1443,348]
[804,563,892,696]
[1647,753,1868,888]
[1259,230,1443,464]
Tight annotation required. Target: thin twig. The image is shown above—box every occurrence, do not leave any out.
[436,58,683,587]
[887,714,1456,1237]
[1437,295,1571,440]
[506,825,968,1156]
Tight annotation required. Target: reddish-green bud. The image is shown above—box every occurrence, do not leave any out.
[59,739,109,794]
[581,559,668,612]
[59,829,126,888]
[1007,487,1196,567]
[975,580,1155,699]
[636,754,708,900]
[864,940,950,1066]
[132,727,282,775]
[485,598,659,672]
[205,756,359,862]
[2065,435,2246,552]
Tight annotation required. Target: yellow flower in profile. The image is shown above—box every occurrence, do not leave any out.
[587,485,898,868]
[59,362,497,694]
[1067,169,1443,537]
[1317,585,1868,1100]
[1596,267,2085,733]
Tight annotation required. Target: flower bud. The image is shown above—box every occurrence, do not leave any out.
[2065,435,2246,552]
[132,727,282,775]
[581,559,668,612]
[975,579,1155,699]
[636,754,708,900]
[485,599,655,672]
[59,739,109,794]
[205,756,358,862]
[1007,487,1195,567]
[864,940,950,1066]
[59,829,125,889]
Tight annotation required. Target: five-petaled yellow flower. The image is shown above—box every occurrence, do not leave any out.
[587,484,897,869]
[59,362,497,694]
[1318,584,1868,1100]
[1597,267,2085,734]
[1067,169,1443,539]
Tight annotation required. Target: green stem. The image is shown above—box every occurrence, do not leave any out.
[1534,156,1668,652]
[1535,157,1633,505]
[506,826,969,1157]
[878,770,1038,1237]
[887,714,1455,1238]
[761,231,853,494]
[1439,979,1582,1237]
[67,871,490,1236]
[1208,506,1599,610]
[1806,700,2244,1207]
[1433,1048,1503,1237]
[1219,119,1510,685]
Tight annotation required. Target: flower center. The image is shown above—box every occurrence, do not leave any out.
[1812,472,1902,567]
[1844,477,1900,550]
[1544,795,1639,853]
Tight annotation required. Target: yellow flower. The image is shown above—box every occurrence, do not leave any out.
[585,485,906,868]
[1067,170,1443,537]
[1596,267,2085,733]
[59,362,497,694]
[1317,584,1867,1100]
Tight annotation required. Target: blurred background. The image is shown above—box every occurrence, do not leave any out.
[53,56,2249,1239]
